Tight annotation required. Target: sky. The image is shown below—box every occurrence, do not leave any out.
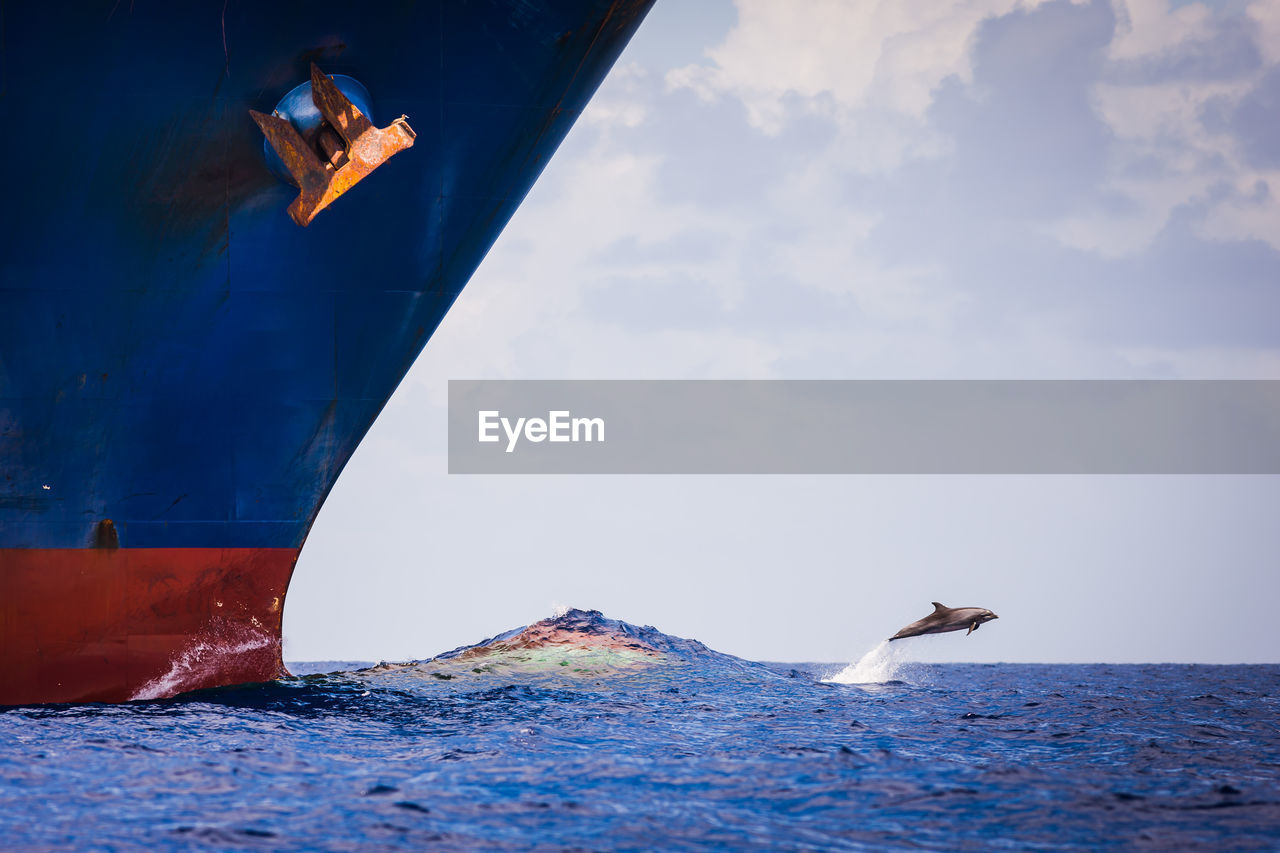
[284,0,1280,666]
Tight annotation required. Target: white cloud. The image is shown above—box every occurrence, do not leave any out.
[1196,172,1280,247]
[666,0,1057,134]
[1110,0,1210,60]
[1248,0,1280,64]
[665,0,1280,260]
[1062,0,1280,253]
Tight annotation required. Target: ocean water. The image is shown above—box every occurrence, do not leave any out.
[2,611,1278,851]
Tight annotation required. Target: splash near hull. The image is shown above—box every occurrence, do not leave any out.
[0,0,655,704]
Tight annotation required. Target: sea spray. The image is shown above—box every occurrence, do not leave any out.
[824,639,911,684]
[129,620,279,701]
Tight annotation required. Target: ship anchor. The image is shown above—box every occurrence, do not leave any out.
[250,63,416,227]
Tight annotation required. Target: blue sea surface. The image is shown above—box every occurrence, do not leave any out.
[2,611,1278,851]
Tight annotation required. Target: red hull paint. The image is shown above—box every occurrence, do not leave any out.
[0,549,297,705]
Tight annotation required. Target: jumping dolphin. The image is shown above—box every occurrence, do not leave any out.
[889,602,999,641]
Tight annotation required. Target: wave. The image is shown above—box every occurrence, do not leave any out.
[356,608,771,684]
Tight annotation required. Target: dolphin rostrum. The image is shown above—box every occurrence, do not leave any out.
[889,602,999,641]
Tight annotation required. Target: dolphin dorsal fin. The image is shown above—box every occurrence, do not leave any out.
[931,602,948,612]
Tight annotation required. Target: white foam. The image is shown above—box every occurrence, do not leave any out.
[823,639,909,684]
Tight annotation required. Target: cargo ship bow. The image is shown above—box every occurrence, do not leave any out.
[0,0,655,704]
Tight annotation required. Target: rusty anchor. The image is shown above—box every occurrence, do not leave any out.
[250,64,416,227]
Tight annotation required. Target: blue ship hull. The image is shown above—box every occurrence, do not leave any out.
[0,0,653,703]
